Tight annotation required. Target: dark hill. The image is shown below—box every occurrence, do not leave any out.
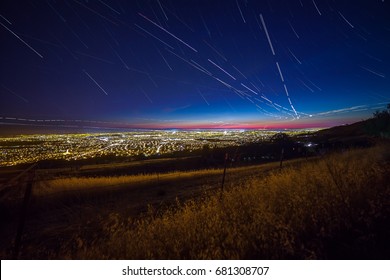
[305,111,390,149]
[314,120,367,139]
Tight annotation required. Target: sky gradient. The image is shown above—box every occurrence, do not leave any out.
[1,0,389,130]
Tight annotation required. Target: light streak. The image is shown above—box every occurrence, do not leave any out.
[190,60,212,75]
[98,0,121,15]
[147,73,158,88]
[140,87,153,103]
[275,62,285,82]
[200,13,211,37]
[135,23,175,49]
[83,69,109,95]
[105,26,119,46]
[1,84,28,103]
[139,13,198,52]
[288,20,299,39]
[203,40,228,61]
[74,51,114,64]
[283,84,298,118]
[360,66,385,78]
[232,65,248,79]
[312,0,322,16]
[157,48,173,71]
[0,21,43,58]
[250,82,261,92]
[297,78,314,92]
[259,14,275,55]
[46,0,66,22]
[198,89,210,106]
[0,14,12,25]
[241,83,259,95]
[338,11,354,28]
[73,0,118,25]
[208,59,237,80]
[314,104,388,116]
[165,48,211,76]
[157,0,168,21]
[287,48,302,64]
[236,0,246,23]
[65,24,89,49]
[108,43,130,69]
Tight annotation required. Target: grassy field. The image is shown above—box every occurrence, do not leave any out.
[1,145,389,259]
[0,156,308,258]
[69,145,388,259]
[33,157,309,196]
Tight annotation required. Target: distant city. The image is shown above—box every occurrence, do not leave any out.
[0,129,315,167]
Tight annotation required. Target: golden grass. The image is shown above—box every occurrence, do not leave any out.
[55,145,390,259]
[34,168,225,196]
[34,158,308,196]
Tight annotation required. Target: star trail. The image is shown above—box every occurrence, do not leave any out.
[0,0,389,130]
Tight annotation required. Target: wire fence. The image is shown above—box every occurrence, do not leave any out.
[1,153,308,259]
[0,162,230,259]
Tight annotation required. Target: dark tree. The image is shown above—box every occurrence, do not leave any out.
[366,104,390,138]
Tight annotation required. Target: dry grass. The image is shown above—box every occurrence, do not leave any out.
[51,145,390,259]
[34,168,224,196]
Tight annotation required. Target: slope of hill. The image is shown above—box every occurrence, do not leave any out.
[2,144,388,259]
[66,145,390,259]
[315,120,367,139]
[311,107,390,142]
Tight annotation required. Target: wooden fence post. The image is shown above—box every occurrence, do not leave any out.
[279,148,284,170]
[221,153,228,194]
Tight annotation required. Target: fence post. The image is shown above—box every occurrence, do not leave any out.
[221,153,228,194]
[279,148,284,170]
[13,168,35,259]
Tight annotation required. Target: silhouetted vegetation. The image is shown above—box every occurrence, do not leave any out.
[365,104,390,138]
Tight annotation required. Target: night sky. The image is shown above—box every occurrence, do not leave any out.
[1,0,389,130]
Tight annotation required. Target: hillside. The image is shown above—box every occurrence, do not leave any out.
[2,144,389,259]
[314,120,367,139]
[79,145,388,260]
[308,108,390,144]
